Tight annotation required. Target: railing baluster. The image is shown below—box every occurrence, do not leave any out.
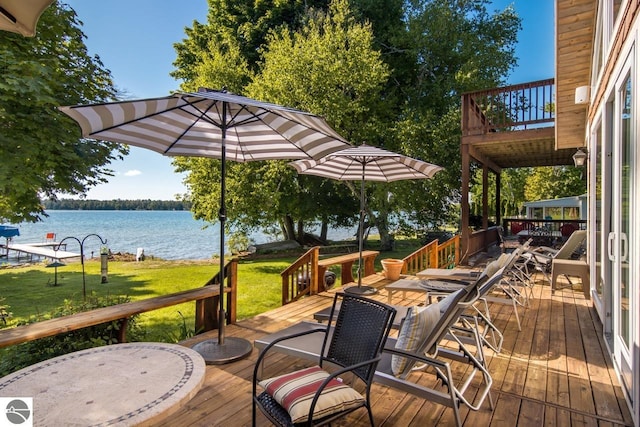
[461,78,554,135]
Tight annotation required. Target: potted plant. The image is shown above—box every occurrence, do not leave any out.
[381,258,404,281]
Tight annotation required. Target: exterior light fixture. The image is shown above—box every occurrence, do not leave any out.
[575,86,590,104]
[573,148,588,167]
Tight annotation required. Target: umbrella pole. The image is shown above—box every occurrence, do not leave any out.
[218,129,227,346]
[344,161,377,295]
[358,175,365,287]
[191,103,252,364]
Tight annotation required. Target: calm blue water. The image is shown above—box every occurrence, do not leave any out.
[4,211,356,260]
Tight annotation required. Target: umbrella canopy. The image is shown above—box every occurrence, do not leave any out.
[46,261,66,268]
[59,88,350,363]
[59,88,348,162]
[290,144,443,182]
[0,225,20,239]
[0,0,54,36]
[46,260,65,286]
[290,144,443,294]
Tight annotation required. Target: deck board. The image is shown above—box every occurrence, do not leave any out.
[166,273,633,427]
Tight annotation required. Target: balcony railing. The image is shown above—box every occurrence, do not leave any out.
[462,78,555,136]
[502,218,587,247]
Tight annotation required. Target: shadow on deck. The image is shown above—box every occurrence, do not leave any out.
[171,273,633,427]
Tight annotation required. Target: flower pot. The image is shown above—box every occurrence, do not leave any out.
[381,258,404,281]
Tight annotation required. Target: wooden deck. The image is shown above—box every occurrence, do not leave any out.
[169,274,634,427]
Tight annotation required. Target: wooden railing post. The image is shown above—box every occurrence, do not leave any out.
[280,246,319,305]
[461,93,470,136]
[310,247,320,295]
[117,318,128,343]
[226,258,238,324]
[195,258,238,333]
[453,235,461,265]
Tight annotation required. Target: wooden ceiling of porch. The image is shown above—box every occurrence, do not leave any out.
[464,127,577,169]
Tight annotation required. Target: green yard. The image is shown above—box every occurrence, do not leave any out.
[0,239,420,342]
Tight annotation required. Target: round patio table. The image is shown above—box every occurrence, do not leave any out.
[0,342,206,426]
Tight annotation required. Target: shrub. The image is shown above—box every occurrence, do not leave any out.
[227,232,251,255]
[0,297,11,326]
[0,293,146,376]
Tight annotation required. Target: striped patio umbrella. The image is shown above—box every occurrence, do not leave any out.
[60,88,350,364]
[0,0,54,36]
[290,144,443,294]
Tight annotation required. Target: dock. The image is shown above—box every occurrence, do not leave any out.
[3,243,80,261]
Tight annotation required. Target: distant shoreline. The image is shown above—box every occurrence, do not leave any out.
[44,199,191,211]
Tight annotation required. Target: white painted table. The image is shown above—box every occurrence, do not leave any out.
[0,342,206,426]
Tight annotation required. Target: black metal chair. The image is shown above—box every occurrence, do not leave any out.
[252,293,396,426]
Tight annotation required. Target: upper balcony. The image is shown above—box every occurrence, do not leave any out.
[461,78,578,170]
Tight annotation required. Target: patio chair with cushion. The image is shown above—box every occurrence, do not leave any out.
[254,272,497,427]
[252,293,396,427]
[376,274,500,427]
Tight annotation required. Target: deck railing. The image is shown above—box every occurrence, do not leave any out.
[502,218,587,247]
[465,226,502,261]
[462,79,555,136]
[0,259,239,349]
[281,236,463,304]
[401,235,460,275]
[401,240,438,275]
[281,247,321,305]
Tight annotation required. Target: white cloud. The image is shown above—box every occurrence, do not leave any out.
[124,170,142,177]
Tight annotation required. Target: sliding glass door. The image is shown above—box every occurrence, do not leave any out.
[608,53,634,400]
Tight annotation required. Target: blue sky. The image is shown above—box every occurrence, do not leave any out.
[63,0,554,200]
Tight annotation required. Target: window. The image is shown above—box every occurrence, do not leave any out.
[563,207,580,220]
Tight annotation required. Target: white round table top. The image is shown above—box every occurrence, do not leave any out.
[0,342,206,426]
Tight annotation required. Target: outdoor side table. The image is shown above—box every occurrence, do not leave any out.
[385,278,428,305]
[0,342,206,426]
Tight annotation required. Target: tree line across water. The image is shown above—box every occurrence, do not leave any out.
[43,199,192,211]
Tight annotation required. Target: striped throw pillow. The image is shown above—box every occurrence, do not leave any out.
[259,366,364,423]
[391,303,441,376]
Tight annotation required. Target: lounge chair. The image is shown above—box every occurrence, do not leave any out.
[522,229,587,284]
[255,270,503,427]
[419,258,509,351]
[252,293,396,426]
[476,247,533,331]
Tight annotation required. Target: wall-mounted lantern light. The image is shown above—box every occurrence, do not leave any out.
[573,148,588,167]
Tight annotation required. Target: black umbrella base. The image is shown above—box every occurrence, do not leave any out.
[191,337,253,365]
[343,285,378,296]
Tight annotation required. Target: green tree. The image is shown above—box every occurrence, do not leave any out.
[500,168,531,217]
[249,0,390,241]
[175,0,387,242]
[470,167,531,219]
[376,0,521,240]
[172,0,330,84]
[524,166,586,201]
[0,3,126,223]
[171,0,521,248]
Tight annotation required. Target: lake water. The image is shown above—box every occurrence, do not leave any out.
[4,210,356,260]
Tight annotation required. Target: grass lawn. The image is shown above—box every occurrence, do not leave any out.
[0,239,421,342]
